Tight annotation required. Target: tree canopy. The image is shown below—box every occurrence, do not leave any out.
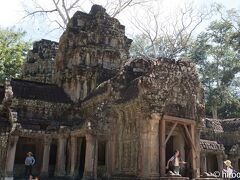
[187,10,240,119]
[0,28,31,85]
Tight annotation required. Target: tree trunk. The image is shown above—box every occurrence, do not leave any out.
[212,105,218,119]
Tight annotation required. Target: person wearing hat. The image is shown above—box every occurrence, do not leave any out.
[223,160,233,178]
[25,152,35,179]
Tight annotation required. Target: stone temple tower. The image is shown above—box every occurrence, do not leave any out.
[23,39,58,84]
[55,5,132,102]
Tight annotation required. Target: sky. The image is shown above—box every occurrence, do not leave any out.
[0,0,240,42]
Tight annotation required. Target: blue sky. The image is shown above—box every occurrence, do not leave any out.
[0,0,240,42]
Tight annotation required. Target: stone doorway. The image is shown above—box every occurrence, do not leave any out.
[48,142,57,177]
[160,116,198,179]
[165,131,190,177]
[14,137,41,178]
[77,137,86,178]
[166,136,174,173]
[97,141,107,178]
[206,154,218,173]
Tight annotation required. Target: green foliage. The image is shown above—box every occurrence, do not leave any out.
[188,15,240,119]
[0,28,31,85]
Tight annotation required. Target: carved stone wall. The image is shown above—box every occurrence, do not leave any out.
[55,5,132,102]
[115,106,140,175]
[0,132,9,178]
[81,57,204,178]
[22,39,58,84]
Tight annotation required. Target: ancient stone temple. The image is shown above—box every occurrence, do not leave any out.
[1,4,237,180]
[23,39,59,84]
[200,118,240,177]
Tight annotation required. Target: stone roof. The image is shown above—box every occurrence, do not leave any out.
[203,118,240,132]
[10,79,72,103]
[221,118,240,132]
[16,114,84,131]
[203,118,224,132]
[0,86,4,103]
[200,139,224,151]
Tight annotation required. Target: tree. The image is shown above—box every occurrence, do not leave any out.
[0,28,31,85]
[130,2,216,59]
[188,17,240,119]
[23,0,154,31]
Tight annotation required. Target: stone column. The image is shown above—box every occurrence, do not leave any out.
[83,134,98,179]
[83,80,88,98]
[5,136,19,180]
[40,136,52,177]
[200,153,207,174]
[76,75,81,100]
[106,136,115,178]
[148,116,160,178]
[141,113,160,179]
[55,135,67,176]
[140,131,149,178]
[217,154,223,173]
[159,117,166,177]
[70,136,77,176]
[195,126,201,178]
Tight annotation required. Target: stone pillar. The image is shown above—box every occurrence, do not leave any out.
[217,154,223,173]
[148,116,160,178]
[195,126,201,178]
[200,153,207,174]
[83,80,88,98]
[141,113,160,179]
[159,118,166,176]
[76,75,81,100]
[83,134,98,179]
[5,136,19,180]
[55,135,67,176]
[70,136,78,176]
[40,136,52,177]
[106,136,115,178]
[141,131,149,178]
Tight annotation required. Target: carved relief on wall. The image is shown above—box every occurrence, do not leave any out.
[116,108,139,174]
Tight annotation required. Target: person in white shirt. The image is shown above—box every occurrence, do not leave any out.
[25,152,35,179]
[222,160,233,179]
[166,150,187,175]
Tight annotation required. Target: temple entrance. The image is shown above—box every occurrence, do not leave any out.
[166,136,174,164]
[48,142,57,177]
[97,141,107,178]
[77,137,86,178]
[206,154,218,173]
[14,137,41,178]
[165,131,189,176]
[160,116,198,179]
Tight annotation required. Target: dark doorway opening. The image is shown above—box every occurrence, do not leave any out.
[78,137,86,178]
[97,141,107,178]
[166,136,174,173]
[98,141,106,166]
[14,137,38,178]
[206,154,218,173]
[49,143,57,177]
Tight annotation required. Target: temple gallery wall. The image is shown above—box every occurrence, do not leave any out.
[0,4,240,180]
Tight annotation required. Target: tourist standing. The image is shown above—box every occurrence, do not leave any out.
[166,150,187,175]
[25,152,35,179]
